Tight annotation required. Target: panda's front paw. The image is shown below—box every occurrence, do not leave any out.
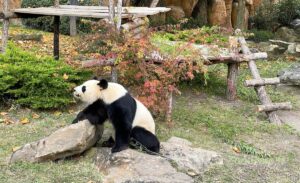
[72,118,79,124]
[111,145,128,153]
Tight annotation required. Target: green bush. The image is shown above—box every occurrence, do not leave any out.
[0,43,92,109]
[248,29,274,42]
[277,0,300,26]
[21,0,94,35]
[251,0,300,30]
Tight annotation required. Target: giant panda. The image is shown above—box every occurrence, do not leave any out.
[73,78,160,153]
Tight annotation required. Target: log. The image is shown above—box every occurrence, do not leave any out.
[116,0,122,31]
[150,0,160,8]
[1,0,9,54]
[205,52,267,64]
[238,36,281,124]
[121,18,149,31]
[257,102,292,112]
[245,78,280,87]
[82,58,115,68]
[54,0,59,7]
[10,34,43,41]
[53,16,60,60]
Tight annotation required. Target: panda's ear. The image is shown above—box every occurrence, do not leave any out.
[92,76,98,80]
[98,79,108,89]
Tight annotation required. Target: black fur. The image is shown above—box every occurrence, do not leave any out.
[98,79,108,89]
[72,99,108,125]
[107,93,137,153]
[73,80,161,154]
[130,127,160,153]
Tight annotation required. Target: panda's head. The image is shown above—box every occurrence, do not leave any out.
[73,79,108,104]
[73,78,127,104]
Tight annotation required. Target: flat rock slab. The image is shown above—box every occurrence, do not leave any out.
[160,137,223,176]
[95,148,194,183]
[10,120,103,163]
[278,64,300,85]
[95,137,223,183]
[278,111,300,132]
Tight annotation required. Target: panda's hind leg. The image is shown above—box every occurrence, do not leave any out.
[130,127,160,153]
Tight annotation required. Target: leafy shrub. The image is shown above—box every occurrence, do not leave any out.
[247,29,274,42]
[251,0,300,30]
[250,1,278,31]
[277,0,300,26]
[21,0,94,35]
[0,43,92,109]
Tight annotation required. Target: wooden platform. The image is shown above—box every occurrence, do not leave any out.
[11,5,170,19]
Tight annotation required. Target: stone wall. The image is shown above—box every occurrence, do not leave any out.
[0,0,21,11]
[161,0,262,29]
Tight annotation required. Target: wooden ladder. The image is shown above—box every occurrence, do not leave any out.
[238,37,292,124]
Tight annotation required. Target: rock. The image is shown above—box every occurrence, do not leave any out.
[10,120,103,163]
[274,27,298,42]
[160,137,223,176]
[95,148,194,183]
[296,44,300,53]
[166,6,185,21]
[162,0,198,17]
[208,0,227,26]
[278,64,300,85]
[290,19,300,29]
[268,44,286,55]
[286,43,297,54]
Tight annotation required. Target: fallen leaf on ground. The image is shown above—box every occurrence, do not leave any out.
[20,118,30,124]
[0,112,8,116]
[54,111,62,116]
[233,146,241,153]
[63,73,69,80]
[12,146,21,152]
[32,113,40,119]
[68,109,75,114]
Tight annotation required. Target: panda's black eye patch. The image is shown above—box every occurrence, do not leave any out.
[82,86,86,93]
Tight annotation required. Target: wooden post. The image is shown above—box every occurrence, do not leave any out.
[108,0,115,24]
[226,63,238,100]
[238,37,281,124]
[53,16,60,60]
[69,0,78,36]
[1,0,9,54]
[116,0,122,31]
[54,0,60,7]
[226,36,239,101]
[150,0,160,7]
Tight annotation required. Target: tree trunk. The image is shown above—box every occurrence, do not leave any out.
[1,0,9,54]
[116,0,122,31]
[192,0,208,26]
[235,0,246,30]
[225,0,233,29]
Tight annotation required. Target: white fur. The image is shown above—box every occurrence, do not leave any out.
[132,99,155,134]
[73,80,101,104]
[99,82,127,104]
[74,80,155,135]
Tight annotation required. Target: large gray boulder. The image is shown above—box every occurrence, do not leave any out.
[95,137,223,182]
[274,27,299,42]
[10,120,103,163]
[95,148,194,183]
[278,64,300,85]
[160,137,223,176]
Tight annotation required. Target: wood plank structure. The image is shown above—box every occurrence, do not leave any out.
[0,0,170,59]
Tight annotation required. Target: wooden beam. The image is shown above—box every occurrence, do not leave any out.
[54,0,60,7]
[238,36,281,124]
[245,78,280,87]
[53,16,60,60]
[69,0,78,36]
[257,102,292,112]
[1,0,9,54]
